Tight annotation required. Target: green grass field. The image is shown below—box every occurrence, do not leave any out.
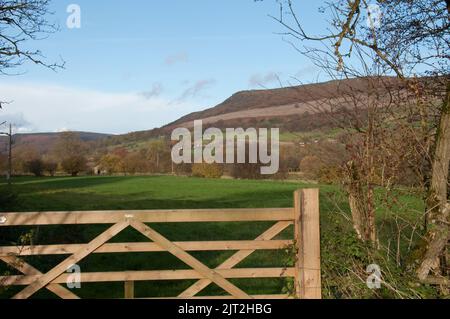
[0,176,426,299]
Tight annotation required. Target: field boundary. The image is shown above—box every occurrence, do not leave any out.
[0,189,321,299]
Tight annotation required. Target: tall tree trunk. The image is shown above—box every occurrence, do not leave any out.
[418,204,450,280]
[417,81,450,280]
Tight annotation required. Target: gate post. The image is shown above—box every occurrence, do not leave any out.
[294,189,322,299]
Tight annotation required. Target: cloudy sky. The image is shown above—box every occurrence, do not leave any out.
[0,0,325,134]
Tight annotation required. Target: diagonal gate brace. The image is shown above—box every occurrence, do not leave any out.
[1,256,79,299]
[12,219,130,299]
[179,221,293,298]
[129,219,251,299]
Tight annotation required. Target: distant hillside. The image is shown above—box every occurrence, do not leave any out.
[165,76,401,129]
[96,77,404,149]
[0,132,111,154]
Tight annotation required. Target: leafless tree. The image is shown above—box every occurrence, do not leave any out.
[268,0,449,279]
[0,0,63,75]
[53,132,87,176]
[1,0,63,112]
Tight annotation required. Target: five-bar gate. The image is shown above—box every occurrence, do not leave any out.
[0,189,321,299]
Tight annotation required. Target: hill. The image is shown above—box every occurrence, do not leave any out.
[0,131,111,154]
[164,76,401,129]
[97,76,402,149]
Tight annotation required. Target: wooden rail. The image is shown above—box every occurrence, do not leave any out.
[0,189,321,299]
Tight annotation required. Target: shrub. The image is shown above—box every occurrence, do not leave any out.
[173,163,192,176]
[192,163,223,179]
[99,154,124,174]
[229,163,261,179]
[24,159,45,177]
[123,152,148,174]
[317,166,343,184]
[300,155,326,180]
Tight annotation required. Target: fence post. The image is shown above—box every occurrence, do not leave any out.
[124,281,134,299]
[294,189,321,299]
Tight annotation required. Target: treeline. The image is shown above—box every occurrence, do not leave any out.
[0,129,426,186]
[96,140,172,175]
[90,131,425,186]
[3,132,89,177]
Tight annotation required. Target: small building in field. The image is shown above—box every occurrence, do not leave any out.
[93,165,108,175]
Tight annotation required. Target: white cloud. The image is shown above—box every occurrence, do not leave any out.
[0,82,195,134]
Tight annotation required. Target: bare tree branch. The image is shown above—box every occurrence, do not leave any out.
[0,0,64,74]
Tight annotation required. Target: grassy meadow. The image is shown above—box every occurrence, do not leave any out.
[0,176,430,299]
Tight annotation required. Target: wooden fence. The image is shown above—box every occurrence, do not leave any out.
[0,189,321,299]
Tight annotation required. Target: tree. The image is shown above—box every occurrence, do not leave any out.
[0,0,63,75]
[53,132,87,177]
[61,155,86,177]
[13,145,40,174]
[0,0,62,271]
[44,161,57,176]
[145,140,172,173]
[123,151,149,175]
[270,0,449,277]
[99,154,124,175]
[24,158,44,177]
[1,0,63,109]
[54,132,86,158]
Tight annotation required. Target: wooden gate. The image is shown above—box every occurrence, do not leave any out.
[0,189,321,299]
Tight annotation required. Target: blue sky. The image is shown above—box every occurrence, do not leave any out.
[0,0,327,134]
